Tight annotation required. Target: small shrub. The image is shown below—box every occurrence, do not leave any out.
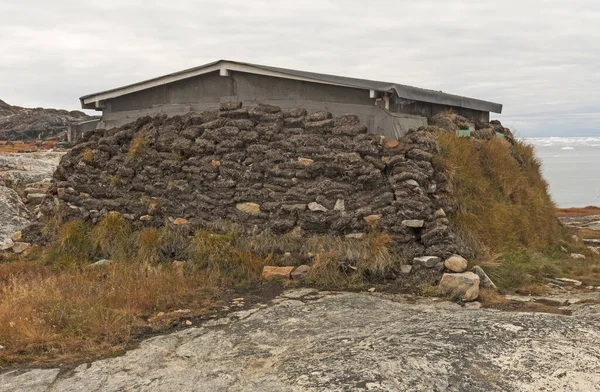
[92,214,132,260]
[81,148,94,163]
[126,133,148,162]
[45,220,94,268]
[136,228,162,264]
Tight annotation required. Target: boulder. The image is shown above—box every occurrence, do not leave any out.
[12,242,31,254]
[291,265,311,281]
[444,255,468,273]
[439,272,480,302]
[262,266,294,280]
[413,256,441,268]
[471,266,498,291]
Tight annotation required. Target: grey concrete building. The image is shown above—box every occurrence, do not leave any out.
[80,60,502,139]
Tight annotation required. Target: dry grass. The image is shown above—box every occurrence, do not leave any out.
[81,148,95,163]
[0,261,214,366]
[437,133,563,254]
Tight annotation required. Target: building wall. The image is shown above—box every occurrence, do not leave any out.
[98,71,488,138]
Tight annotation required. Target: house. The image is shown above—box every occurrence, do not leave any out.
[79,60,502,139]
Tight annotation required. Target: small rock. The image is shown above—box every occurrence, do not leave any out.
[364,214,382,225]
[232,298,244,302]
[400,265,413,274]
[404,179,420,187]
[402,219,424,228]
[0,345,4,350]
[262,266,294,280]
[12,242,30,254]
[140,215,153,221]
[588,246,600,255]
[79,192,90,197]
[368,287,376,293]
[571,253,586,260]
[439,272,480,302]
[571,235,580,242]
[464,301,482,310]
[444,255,468,273]
[26,193,45,205]
[56,187,65,198]
[291,265,310,281]
[413,256,441,268]
[297,157,314,166]
[434,208,446,218]
[173,218,189,225]
[471,266,498,291]
[385,139,400,148]
[10,231,22,242]
[334,199,345,211]
[555,277,582,286]
[185,320,193,326]
[91,259,113,266]
[345,233,365,239]
[560,246,569,254]
[308,202,328,212]
[236,202,261,214]
[211,160,221,166]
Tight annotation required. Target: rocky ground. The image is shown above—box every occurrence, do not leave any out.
[0,150,64,249]
[1,288,599,392]
[0,99,96,141]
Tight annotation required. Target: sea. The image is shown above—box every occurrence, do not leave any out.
[520,137,600,208]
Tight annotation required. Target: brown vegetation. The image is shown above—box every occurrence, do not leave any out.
[555,206,600,217]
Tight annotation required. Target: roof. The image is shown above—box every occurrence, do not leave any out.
[80,60,502,113]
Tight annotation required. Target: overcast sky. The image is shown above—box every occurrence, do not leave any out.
[1,0,598,136]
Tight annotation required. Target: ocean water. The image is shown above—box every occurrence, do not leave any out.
[521,137,600,208]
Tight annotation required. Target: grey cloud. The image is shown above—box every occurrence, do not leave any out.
[1,0,599,136]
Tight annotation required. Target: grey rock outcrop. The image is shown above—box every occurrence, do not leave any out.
[0,185,30,249]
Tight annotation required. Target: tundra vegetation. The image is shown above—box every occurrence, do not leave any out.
[1,110,599,366]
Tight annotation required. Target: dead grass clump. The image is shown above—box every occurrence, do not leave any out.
[556,206,600,218]
[45,220,94,267]
[306,251,352,288]
[92,214,132,260]
[81,148,95,163]
[126,133,148,162]
[136,227,162,264]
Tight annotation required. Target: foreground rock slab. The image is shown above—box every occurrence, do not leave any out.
[2,292,600,391]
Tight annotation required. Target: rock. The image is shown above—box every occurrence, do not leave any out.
[185,320,193,326]
[364,214,382,225]
[555,278,582,286]
[404,179,420,187]
[173,218,189,225]
[439,272,480,302]
[291,265,310,281]
[464,301,482,310]
[297,157,314,166]
[434,209,446,218]
[10,231,22,242]
[261,266,294,280]
[12,242,31,254]
[560,246,569,254]
[280,288,318,299]
[400,265,413,274]
[571,253,586,260]
[91,259,113,267]
[0,344,4,350]
[384,138,400,148]
[211,160,221,167]
[334,199,345,211]
[402,219,424,228]
[471,266,498,291]
[368,287,376,293]
[57,187,65,199]
[236,202,261,214]
[308,202,328,212]
[413,256,441,268]
[444,255,468,273]
[588,246,600,255]
[140,215,153,221]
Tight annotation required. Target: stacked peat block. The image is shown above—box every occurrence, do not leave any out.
[40,103,460,259]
